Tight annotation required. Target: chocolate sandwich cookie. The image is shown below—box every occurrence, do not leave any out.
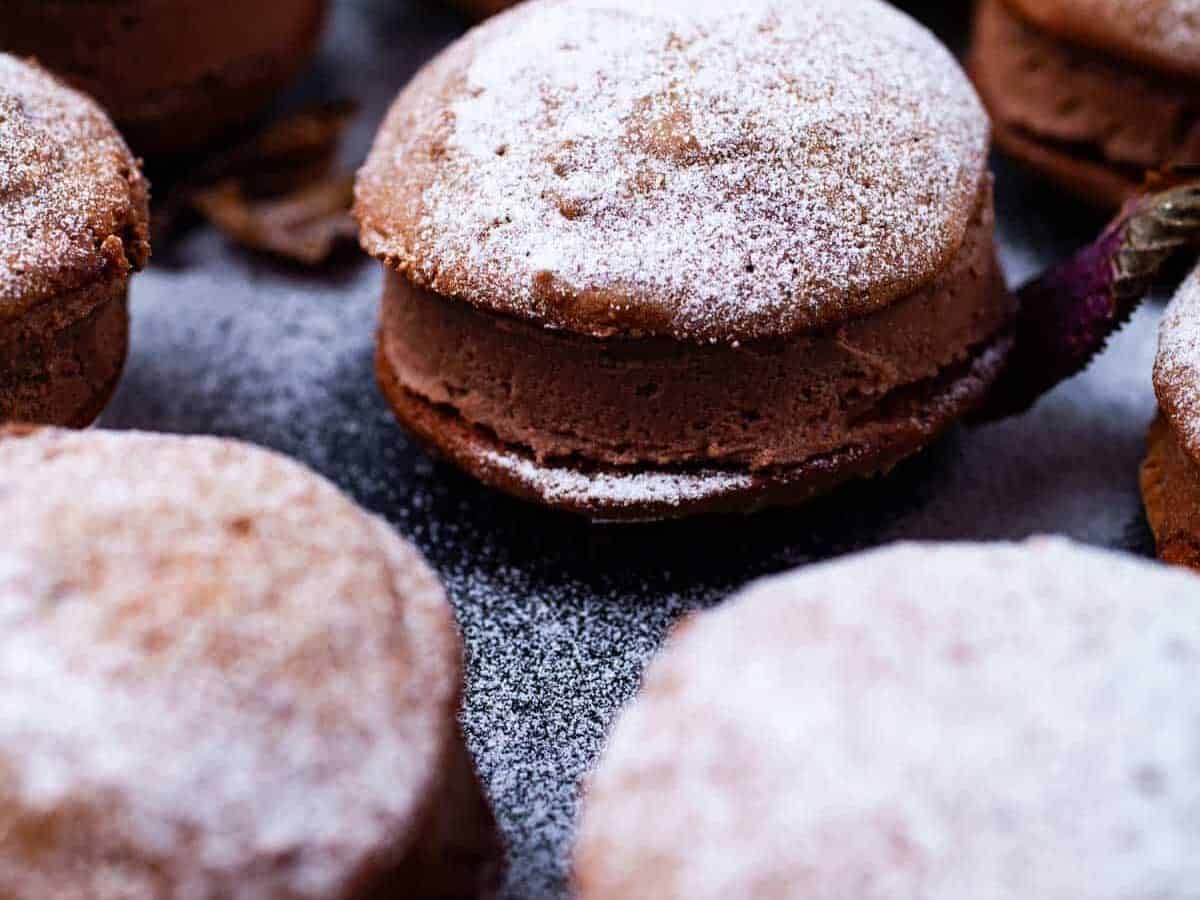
[969,0,1200,207]
[3,0,328,157]
[0,56,149,427]
[0,428,503,899]
[356,0,1015,522]
[575,539,1200,899]
[1142,266,1200,569]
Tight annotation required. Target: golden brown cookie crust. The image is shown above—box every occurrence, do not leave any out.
[0,429,502,899]
[1,55,150,314]
[356,0,990,344]
[1153,267,1200,463]
[2,0,327,157]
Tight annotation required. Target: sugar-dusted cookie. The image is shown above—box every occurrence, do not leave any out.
[576,539,1200,898]
[3,0,328,157]
[0,428,503,899]
[0,56,149,426]
[356,0,1014,521]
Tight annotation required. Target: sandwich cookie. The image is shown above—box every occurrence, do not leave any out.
[969,0,1200,207]
[356,0,1015,522]
[0,55,149,427]
[0,428,503,899]
[2,0,328,157]
[575,539,1200,899]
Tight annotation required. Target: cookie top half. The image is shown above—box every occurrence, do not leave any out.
[356,0,990,343]
[0,55,149,317]
[575,539,1200,899]
[0,428,461,900]
[1003,0,1200,78]
[1154,266,1200,461]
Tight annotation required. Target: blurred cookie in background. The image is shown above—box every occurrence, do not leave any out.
[2,0,328,158]
[0,55,149,427]
[969,0,1200,207]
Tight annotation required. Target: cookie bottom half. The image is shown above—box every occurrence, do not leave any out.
[377,330,1013,523]
[1141,413,1200,570]
[0,282,130,428]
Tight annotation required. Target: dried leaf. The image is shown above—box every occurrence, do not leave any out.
[190,174,358,266]
[152,100,360,265]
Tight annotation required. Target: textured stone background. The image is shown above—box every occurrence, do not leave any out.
[102,2,1167,896]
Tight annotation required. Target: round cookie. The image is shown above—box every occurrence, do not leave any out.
[0,428,503,899]
[356,0,1015,522]
[575,539,1200,899]
[1142,265,1200,568]
[2,0,328,157]
[0,55,149,427]
[969,0,1200,208]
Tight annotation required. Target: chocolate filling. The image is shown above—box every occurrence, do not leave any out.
[379,190,1015,475]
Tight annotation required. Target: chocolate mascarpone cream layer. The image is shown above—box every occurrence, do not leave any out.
[971,0,1200,202]
[380,190,1012,473]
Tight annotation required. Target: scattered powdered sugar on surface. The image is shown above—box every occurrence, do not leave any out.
[478,445,753,511]
[578,539,1200,899]
[1154,265,1200,457]
[0,429,456,899]
[359,0,989,342]
[92,3,1171,898]
[0,55,139,309]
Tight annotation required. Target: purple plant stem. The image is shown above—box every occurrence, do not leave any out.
[975,180,1200,422]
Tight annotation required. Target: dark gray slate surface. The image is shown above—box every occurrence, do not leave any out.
[100,2,1165,896]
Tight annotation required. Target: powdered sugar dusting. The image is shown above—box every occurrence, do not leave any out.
[479,445,752,514]
[0,429,460,900]
[0,55,144,310]
[1153,264,1200,459]
[357,0,989,342]
[577,539,1200,899]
